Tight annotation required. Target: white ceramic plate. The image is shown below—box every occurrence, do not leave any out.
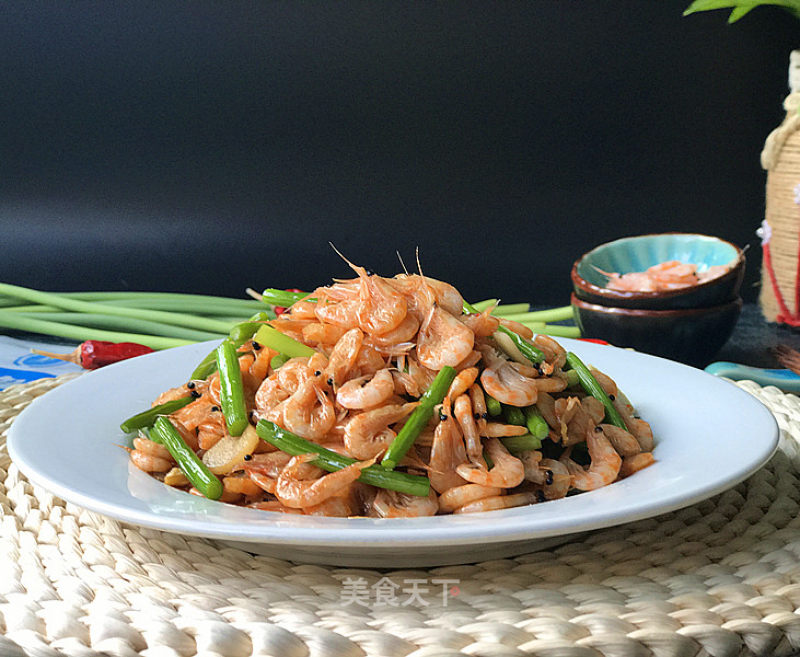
[8,339,778,567]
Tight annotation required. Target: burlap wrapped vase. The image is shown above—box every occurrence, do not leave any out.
[759,50,800,324]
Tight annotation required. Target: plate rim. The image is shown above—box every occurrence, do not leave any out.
[7,338,780,549]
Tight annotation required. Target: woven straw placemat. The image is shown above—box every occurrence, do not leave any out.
[3,374,800,657]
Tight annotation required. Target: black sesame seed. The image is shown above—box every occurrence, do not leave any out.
[327,378,334,386]
[609,394,616,401]
[190,390,201,399]
[481,412,489,419]
[536,490,546,503]
[473,413,480,420]
[439,412,447,421]
[315,371,322,376]
[211,406,220,412]
[594,425,603,432]
[252,342,262,351]
[243,454,253,461]
[545,470,554,485]
[186,381,196,390]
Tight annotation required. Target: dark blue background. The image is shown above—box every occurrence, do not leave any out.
[1,2,796,305]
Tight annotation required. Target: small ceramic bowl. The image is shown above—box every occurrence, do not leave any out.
[571,233,745,310]
[571,294,742,367]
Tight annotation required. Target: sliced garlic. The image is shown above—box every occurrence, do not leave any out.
[202,425,260,474]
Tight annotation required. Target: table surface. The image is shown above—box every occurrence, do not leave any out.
[717,303,800,369]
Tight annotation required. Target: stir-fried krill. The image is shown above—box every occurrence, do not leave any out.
[126,266,655,516]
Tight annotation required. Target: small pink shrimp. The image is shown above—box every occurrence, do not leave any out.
[455,438,525,488]
[438,483,501,513]
[323,328,364,388]
[561,426,622,491]
[275,453,374,509]
[417,305,475,370]
[283,379,336,441]
[343,402,418,459]
[478,345,538,407]
[371,488,439,518]
[460,308,500,337]
[447,367,479,401]
[452,393,482,460]
[428,411,468,493]
[336,368,394,409]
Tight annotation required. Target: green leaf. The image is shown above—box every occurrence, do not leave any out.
[684,0,800,20]
[684,0,740,16]
[728,4,757,19]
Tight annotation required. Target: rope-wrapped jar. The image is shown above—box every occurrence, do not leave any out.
[759,50,800,324]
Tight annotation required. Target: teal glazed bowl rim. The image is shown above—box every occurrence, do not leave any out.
[571,233,745,310]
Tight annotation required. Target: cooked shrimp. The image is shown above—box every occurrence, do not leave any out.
[303,495,357,517]
[418,276,464,317]
[525,457,571,500]
[357,273,408,337]
[456,438,525,488]
[246,342,274,380]
[336,368,394,409]
[469,383,488,432]
[455,492,537,514]
[460,308,500,337]
[479,345,538,407]
[283,379,336,441]
[453,393,482,460]
[324,328,364,388]
[171,395,214,432]
[277,357,315,394]
[619,452,655,477]
[343,402,418,459]
[132,436,172,460]
[353,342,386,377]
[480,422,528,437]
[600,423,641,457]
[152,382,195,406]
[407,355,437,391]
[447,367,479,401]
[498,318,533,339]
[438,483,501,513]
[254,376,290,419]
[302,322,349,347]
[533,335,567,369]
[241,451,293,494]
[428,413,468,493]
[222,475,264,498]
[392,369,422,398]
[561,426,622,491]
[627,417,654,452]
[417,305,475,370]
[590,369,618,397]
[554,396,599,446]
[371,488,439,518]
[130,449,173,473]
[286,298,320,320]
[197,414,227,450]
[315,298,361,329]
[275,453,374,509]
[369,313,420,348]
[248,500,304,514]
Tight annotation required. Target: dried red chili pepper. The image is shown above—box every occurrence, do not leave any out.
[274,288,306,316]
[32,340,155,369]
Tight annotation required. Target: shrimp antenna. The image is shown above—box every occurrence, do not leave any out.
[396,250,410,275]
[328,241,363,277]
[415,246,425,278]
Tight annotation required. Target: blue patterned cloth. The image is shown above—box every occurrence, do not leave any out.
[0,336,82,390]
